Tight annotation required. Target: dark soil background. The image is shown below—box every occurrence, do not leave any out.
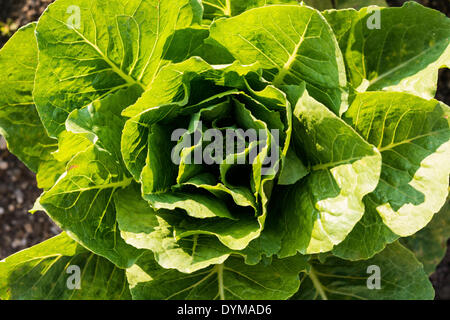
[0,0,61,263]
[0,0,449,299]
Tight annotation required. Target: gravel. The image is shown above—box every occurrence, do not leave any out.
[0,135,61,259]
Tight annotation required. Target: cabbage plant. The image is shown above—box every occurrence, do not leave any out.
[0,0,449,300]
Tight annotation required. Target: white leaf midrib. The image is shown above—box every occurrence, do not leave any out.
[272,14,313,86]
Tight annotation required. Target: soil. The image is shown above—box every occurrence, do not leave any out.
[0,0,449,299]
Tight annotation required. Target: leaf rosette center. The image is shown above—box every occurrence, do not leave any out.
[119,58,293,272]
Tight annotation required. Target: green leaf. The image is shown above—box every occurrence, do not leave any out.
[325,2,450,99]
[34,85,146,267]
[2,0,448,302]
[346,93,450,236]
[66,85,143,160]
[202,0,302,21]
[34,0,203,137]
[145,193,237,220]
[200,0,387,17]
[331,202,398,260]
[294,242,434,300]
[322,9,358,59]
[0,233,131,300]
[36,131,92,190]
[121,58,291,265]
[302,1,333,10]
[116,184,272,273]
[116,184,231,274]
[402,197,450,275]
[277,83,310,186]
[200,0,387,19]
[36,83,148,265]
[333,92,450,260]
[115,185,279,273]
[115,185,231,273]
[39,145,142,268]
[127,252,308,300]
[120,58,211,181]
[272,87,381,256]
[186,173,257,208]
[277,147,309,185]
[209,5,348,114]
[335,0,387,9]
[0,23,57,172]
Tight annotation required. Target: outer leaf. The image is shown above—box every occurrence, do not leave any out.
[0,23,57,172]
[34,82,136,190]
[36,131,92,190]
[294,242,434,300]
[202,0,302,20]
[34,0,203,137]
[335,0,387,9]
[66,85,143,161]
[116,184,232,273]
[0,233,131,300]
[303,1,333,10]
[209,5,348,114]
[127,252,308,300]
[35,85,145,268]
[331,202,398,260]
[402,197,450,275]
[39,145,142,268]
[333,92,450,260]
[325,2,450,99]
[200,0,387,19]
[116,183,280,272]
[272,87,381,256]
[347,93,449,236]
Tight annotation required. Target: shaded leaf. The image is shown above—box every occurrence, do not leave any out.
[402,197,450,275]
[127,252,308,299]
[0,233,131,300]
[325,2,450,99]
[294,242,434,300]
[333,92,450,260]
